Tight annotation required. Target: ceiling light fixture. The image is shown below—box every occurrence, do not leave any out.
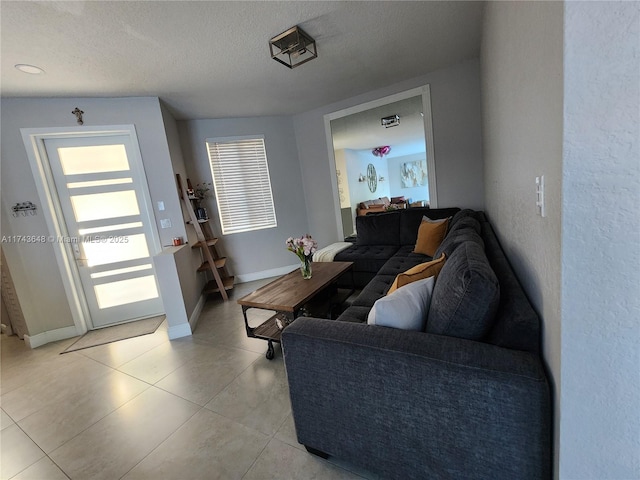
[381,114,400,128]
[15,64,45,75]
[269,26,317,69]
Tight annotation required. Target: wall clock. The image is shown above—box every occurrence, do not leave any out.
[367,163,377,193]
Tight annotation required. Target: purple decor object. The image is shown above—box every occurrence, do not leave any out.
[372,146,391,157]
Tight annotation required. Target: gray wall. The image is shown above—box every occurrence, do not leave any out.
[561,2,640,478]
[481,1,564,474]
[177,116,309,281]
[293,59,484,248]
[343,150,391,219]
[482,2,640,478]
[387,152,430,205]
[0,97,189,336]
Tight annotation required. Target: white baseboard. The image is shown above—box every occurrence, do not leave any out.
[167,322,192,340]
[188,294,206,331]
[235,264,298,284]
[24,325,79,349]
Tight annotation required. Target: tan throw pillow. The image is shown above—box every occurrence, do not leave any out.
[413,217,449,256]
[387,253,446,295]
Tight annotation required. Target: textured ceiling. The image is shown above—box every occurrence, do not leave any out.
[331,95,426,158]
[0,1,484,120]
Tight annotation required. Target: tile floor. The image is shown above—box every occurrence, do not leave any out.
[1,279,377,480]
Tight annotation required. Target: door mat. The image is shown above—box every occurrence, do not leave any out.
[62,315,165,353]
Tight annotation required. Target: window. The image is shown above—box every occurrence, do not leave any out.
[206,136,277,235]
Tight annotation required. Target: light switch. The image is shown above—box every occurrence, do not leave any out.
[160,218,172,229]
[158,201,165,211]
[536,176,545,217]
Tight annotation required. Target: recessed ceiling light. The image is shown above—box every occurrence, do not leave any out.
[15,64,45,75]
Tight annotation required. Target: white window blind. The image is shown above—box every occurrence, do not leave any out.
[206,136,277,235]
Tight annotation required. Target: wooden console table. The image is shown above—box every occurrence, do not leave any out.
[237,262,353,359]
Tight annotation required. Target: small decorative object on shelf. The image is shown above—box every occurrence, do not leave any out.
[193,182,213,200]
[195,207,208,220]
[286,234,317,279]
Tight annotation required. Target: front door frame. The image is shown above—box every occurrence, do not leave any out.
[21,125,161,335]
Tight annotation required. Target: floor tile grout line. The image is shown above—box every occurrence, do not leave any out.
[240,434,273,480]
[5,419,49,479]
[47,387,202,480]
[75,334,172,370]
[32,383,154,459]
[43,453,72,480]
[133,337,264,397]
[116,404,204,480]
[2,357,119,424]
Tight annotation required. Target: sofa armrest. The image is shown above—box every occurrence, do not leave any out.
[282,318,551,480]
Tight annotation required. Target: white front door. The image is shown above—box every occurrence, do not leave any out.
[44,134,163,328]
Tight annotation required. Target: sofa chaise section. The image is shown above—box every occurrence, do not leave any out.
[282,209,551,479]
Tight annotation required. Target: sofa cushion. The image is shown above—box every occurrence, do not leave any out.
[335,305,370,323]
[398,207,459,245]
[352,274,396,308]
[367,277,435,331]
[448,209,483,230]
[427,241,500,340]
[377,246,431,276]
[356,212,400,246]
[434,226,484,259]
[387,253,446,295]
[361,197,389,208]
[334,245,399,274]
[413,217,449,256]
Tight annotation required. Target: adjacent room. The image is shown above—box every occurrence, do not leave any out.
[1,1,637,479]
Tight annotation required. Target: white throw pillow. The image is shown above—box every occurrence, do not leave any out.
[367,276,435,331]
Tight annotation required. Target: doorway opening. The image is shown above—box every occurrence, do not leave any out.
[324,85,437,239]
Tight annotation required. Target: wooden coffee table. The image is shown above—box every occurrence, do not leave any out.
[237,261,353,359]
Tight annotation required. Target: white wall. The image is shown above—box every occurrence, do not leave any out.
[0,97,190,337]
[343,149,391,216]
[293,59,484,248]
[561,2,640,478]
[177,116,309,280]
[333,150,351,209]
[481,2,564,474]
[387,152,429,204]
[159,102,204,322]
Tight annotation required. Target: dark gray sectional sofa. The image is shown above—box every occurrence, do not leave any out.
[334,207,460,289]
[282,208,551,480]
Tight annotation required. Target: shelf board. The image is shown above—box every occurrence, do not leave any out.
[203,276,235,294]
[191,238,219,249]
[186,219,209,224]
[197,257,227,272]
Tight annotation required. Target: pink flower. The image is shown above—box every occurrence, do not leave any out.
[286,234,317,261]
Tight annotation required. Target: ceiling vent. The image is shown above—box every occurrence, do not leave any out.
[381,114,400,128]
[269,26,318,69]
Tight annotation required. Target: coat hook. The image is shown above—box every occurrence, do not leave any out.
[72,107,84,125]
[12,201,37,217]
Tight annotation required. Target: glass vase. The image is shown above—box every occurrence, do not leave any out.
[300,256,312,279]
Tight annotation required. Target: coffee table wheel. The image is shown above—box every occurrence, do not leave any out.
[266,340,275,360]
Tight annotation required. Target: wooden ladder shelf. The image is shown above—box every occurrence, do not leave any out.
[176,174,234,301]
